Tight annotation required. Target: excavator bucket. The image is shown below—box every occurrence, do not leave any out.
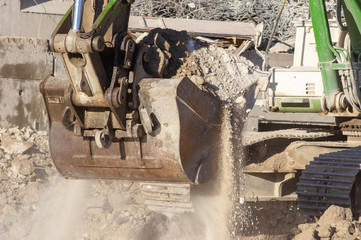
[40,0,222,185]
[40,76,222,184]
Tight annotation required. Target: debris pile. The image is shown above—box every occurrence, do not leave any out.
[295,205,361,240]
[140,28,261,102]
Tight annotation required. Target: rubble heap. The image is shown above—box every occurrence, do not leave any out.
[295,205,361,240]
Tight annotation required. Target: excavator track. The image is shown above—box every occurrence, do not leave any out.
[242,128,335,146]
[297,146,361,217]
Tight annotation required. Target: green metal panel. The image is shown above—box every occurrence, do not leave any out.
[274,97,322,113]
[93,0,127,36]
[309,0,340,110]
[342,0,361,49]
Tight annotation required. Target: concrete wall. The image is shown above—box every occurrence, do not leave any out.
[1,0,71,39]
[0,0,70,129]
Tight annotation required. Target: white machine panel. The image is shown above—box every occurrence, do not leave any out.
[269,67,324,97]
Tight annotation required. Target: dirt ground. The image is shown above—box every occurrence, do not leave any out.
[0,127,296,240]
[1,29,360,240]
[2,127,360,240]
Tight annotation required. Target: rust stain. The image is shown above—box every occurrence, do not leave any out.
[0,62,43,80]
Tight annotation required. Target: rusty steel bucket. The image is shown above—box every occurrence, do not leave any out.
[40,76,222,184]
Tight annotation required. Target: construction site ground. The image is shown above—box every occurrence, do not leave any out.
[1,29,361,240]
[2,127,361,240]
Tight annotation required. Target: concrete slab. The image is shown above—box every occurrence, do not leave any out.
[20,0,72,15]
[0,37,66,130]
[0,37,52,80]
[129,16,256,40]
[0,0,64,39]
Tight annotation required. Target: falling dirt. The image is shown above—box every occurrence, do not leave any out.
[137,28,261,239]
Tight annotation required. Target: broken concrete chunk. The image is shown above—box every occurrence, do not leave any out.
[294,228,318,240]
[189,75,204,86]
[22,182,39,204]
[318,205,353,227]
[269,40,294,53]
[334,220,355,238]
[298,223,318,232]
[316,224,335,238]
[0,135,34,154]
[18,161,34,176]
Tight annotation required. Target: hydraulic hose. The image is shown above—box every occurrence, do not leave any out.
[337,0,347,31]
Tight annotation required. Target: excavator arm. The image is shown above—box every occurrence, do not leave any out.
[40,0,222,184]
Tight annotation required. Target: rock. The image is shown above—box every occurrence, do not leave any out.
[189,75,204,86]
[8,128,22,136]
[294,228,318,240]
[22,182,39,204]
[318,205,353,226]
[296,205,360,240]
[21,127,33,140]
[269,42,292,53]
[0,135,34,154]
[37,130,48,136]
[0,170,8,181]
[235,96,246,105]
[353,222,361,238]
[316,224,335,238]
[332,237,356,240]
[334,220,355,238]
[8,165,25,180]
[19,161,34,176]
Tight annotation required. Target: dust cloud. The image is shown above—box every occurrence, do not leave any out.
[27,177,90,240]
[132,108,241,240]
